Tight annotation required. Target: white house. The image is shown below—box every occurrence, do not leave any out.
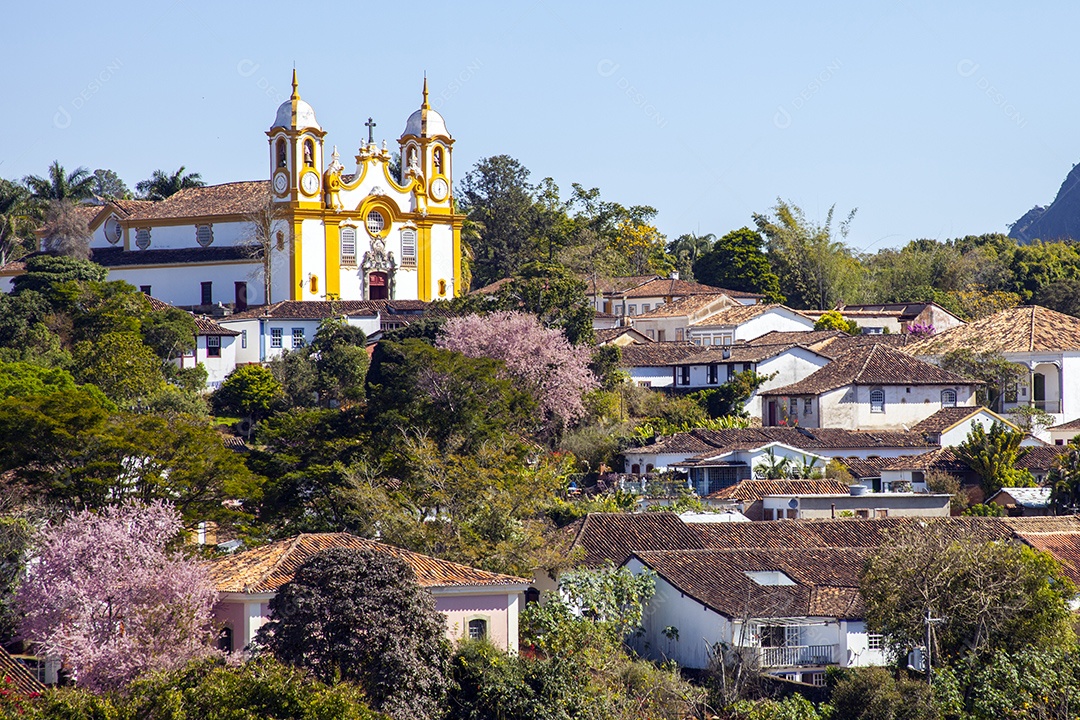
[1048,418,1080,446]
[907,305,1080,430]
[587,275,761,323]
[682,304,816,345]
[624,548,886,681]
[209,533,530,654]
[672,442,831,497]
[760,344,978,430]
[803,302,965,335]
[627,293,736,343]
[218,300,381,364]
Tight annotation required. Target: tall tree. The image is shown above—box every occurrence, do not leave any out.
[754,199,860,309]
[15,501,219,691]
[692,227,784,302]
[667,232,714,281]
[956,421,1034,496]
[136,166,205,200]
[90,168,131,200]
[241,186,286,304]
[39,200,92,259]
[22,161,95,203]
[458,155,538,288]
[257,547,451,720]
[0,179,36,264]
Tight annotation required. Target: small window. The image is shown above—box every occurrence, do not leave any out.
[708,364,719,384]
[400,230,417,267]
[468,618,488,641]
[657,330,666,342]
[678,366,690,385]
[292,328,305,348]
[200,282,213,306]
[195,224,213,247]
[309,275,319,294]
[276,139,287,168]
[366,210,385,235]
[810,673,827,687]
[789,398,798,416]
[855,509,870,519]
[303,139,315,167]
[340,227,357,265]
[646,329,655,340]
[675,328,684,341]
[868,634,884,651]
[241,329,248,349]
[628,304,637,316]
[870,389,885,413]
[271,328,283,349]
[207,335,221,358]
[438,278,447,296]
[875,508,888,518]
[218,626,234,653]
[641,304,650,313]
[941,389,957,408]
[139,285,151,295]
[803,398,812,416]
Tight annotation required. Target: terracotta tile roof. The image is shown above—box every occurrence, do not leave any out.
[681,342,825,365]
[632,427,934,456]
[1016,445,1066,473]
[749,330,848,348]
[194,316,240,336]
[906,305,1080,355]
[691,303,811,327]
[126,181,270,221]
[706,479,851,502]
[631,548,868,619]
[619,342,700,367]
[883,446,971,473]
[0,260,26,276]
[760,344,976,396]
[632,292,732,318]
[91,245,257,267]
[562,512,706,567]
[911,407,993,435]
[832,456,902,479]
[585,275,659,296]
[838,302,943,319]
[469,278,513,295]
[109,198,157,217]
[1050,418,1080,432]
[813,333,915,355]
[595,327,651,345]
[210,533,527,593]
[225,300,381,320]
[618,277,763,299]
[0,648,45,695]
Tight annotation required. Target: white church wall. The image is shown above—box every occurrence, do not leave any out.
[429,223,455,298]
[106,262,265,308]
[300,219,326,299]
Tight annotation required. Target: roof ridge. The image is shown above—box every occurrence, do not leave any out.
[1029,305,1036,353]
[246,534,307,593]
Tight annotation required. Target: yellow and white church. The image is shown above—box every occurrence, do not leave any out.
[27,72,463,308]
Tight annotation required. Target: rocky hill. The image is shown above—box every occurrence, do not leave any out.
[1010,163,1080,243]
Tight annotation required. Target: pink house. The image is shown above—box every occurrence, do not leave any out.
[209,533,530,653]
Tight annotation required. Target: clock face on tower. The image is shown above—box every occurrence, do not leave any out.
[273,171,288,195]
[300,171,320,196]
[430,177,449,201]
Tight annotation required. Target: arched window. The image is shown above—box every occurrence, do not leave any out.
[276,139,287,168]
[433,147,443,174]
[309,275,319,294]
[303,139,314,167]
[631,463,641,474]
[438,279,447,296]
[869,388,885,413]
[941,389,957,408]
[340,227,357,265]
[468,618,488,641]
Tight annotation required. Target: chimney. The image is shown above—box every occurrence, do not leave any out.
[670,271,680,280]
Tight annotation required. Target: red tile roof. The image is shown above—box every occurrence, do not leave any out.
[706,479,851,502]
[632,427,934,456]
[906,305,1080,354]
[760,344,976,396]
[561,512,706,567]
[619,342,701,367]
[210,533,527,593]
[126,181,270,220]
[193,316,240,336]
[617,277,763,299]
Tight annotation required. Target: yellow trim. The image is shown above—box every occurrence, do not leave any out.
[417,223,431,301]
[325,223,341,299]
[356,197,398,239]
[291,219,303,301]
[452,224,462,297]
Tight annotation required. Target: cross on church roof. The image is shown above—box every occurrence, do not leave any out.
[365,117,376,145]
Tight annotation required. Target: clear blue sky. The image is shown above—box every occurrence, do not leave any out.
[2,1,1075,252]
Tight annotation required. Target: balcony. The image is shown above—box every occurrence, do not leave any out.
[758,644,838,668]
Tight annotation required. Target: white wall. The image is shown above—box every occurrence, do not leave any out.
[177,335,239,388]
[218,314,380,364]
[130,220,251,251]
[775,384,977,430]
[733,310,815,341]
[107,262,266,308]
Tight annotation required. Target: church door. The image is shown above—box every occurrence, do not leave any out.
[368,272,388,300]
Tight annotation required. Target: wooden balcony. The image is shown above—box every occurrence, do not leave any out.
[758,644,838,668]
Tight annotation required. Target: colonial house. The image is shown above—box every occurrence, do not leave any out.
[759,344,978,430]
[906,305,1080,430]
[672,443,831,496]
[587,275,761,322]
[625,293,735,343]
[880,445,1064,496]
[909,406,1028,447]
[704,478,852,520]
[624,547,884,681]
[758,487,951,521]
[619,342,704,389]
[1047,418,1080,445]
[143,295,239,389]
[685,304,816,346]
[623,427,935,475]
[209,533,530,653]
[803,302,964,335]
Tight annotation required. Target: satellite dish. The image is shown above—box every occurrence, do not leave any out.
[788,498,799,509]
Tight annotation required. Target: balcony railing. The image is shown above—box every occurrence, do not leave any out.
[1034,400,1062,414]
[758,644,838,667]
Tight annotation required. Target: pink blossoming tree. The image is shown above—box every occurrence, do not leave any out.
[438,311,598,429]
[16,501,218,691]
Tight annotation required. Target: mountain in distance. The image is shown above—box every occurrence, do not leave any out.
[1010,162,1080,243]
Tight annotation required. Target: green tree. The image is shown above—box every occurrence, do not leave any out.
[268,349,319,408]
[1049,438,1080,514]
[212,364,284,423]
[22,161,95,203]
[309,317,368,406]
[0,179,36,264]
[860,522,1075,666]
[1035,277,1080,317]
[956,421,1034,496]
[135,166,205,200]
[140,306,198,360]
[257,547,451,720]
[72,331,165,408]
[667,232,714,281]
[692,227,784,302]
[826,666,938,720]
[90,168,131,200]
[754,199,860,310]
[813,309,860,335]
[10,254,106,295]
[0,361,81,399]
[0,517,32,645]
[691,369,772,418]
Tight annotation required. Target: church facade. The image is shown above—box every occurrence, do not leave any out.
[24,72,463,309]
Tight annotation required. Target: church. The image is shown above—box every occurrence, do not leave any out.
[14,72,464,308]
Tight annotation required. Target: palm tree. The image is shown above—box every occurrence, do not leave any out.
[0,179,37,264]
[136,166,206,200]
[22,161,95,203]
[667,232,714,281]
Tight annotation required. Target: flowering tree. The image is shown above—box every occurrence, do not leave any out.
[16,501,218,691]
[906,321,935,337]
[438,311,598,428]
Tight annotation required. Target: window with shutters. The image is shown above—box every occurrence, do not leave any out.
[206,335,221,357]
[870,388,885,413]
[292,328,305,348]
[200,282,212,306]
[340,227,357,265]
[400,229,417,267]
[271,328,283,349]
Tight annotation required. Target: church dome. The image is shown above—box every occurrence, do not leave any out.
[271,71,322,131]
[401,78,450,138]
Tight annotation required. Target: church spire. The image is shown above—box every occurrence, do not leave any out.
[422,75,430,110]
[291,68,300,101]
